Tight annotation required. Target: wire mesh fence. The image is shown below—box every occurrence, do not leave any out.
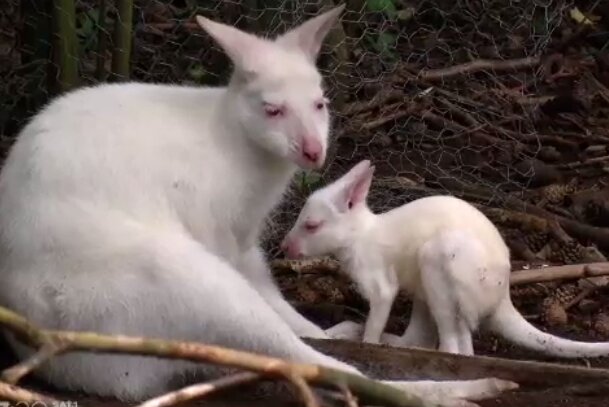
[2,0,609,264]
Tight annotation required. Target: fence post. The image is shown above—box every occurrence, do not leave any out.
[52,0,79,93]
[111,0,134,81]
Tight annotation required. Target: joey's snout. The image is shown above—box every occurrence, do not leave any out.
[280,235,303,259]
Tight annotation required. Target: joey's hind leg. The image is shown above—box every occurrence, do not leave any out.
[385,298,438,349]
[418,233,480,356]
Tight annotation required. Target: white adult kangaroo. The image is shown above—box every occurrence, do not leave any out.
[282,160,609,357]
[0,6,516,405]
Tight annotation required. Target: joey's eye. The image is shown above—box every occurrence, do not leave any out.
[304,220,322,233]
[315,98,328,111]
[263,103,284,118]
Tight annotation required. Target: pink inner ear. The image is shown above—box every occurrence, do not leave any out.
[346,167,374,208]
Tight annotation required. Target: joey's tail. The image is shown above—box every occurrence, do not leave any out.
[487,298,609,358]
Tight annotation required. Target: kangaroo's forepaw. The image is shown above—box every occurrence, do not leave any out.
[325,320,364,340]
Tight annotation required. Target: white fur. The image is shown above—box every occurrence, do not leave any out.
[0,8,517,405]
[284,160,609,358]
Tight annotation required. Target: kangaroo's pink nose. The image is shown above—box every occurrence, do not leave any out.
[302,137,322,165]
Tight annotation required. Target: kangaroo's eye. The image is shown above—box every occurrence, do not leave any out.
[263,103,284,118]
[304,220,322,233]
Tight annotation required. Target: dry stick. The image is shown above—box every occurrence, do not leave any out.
[0,381,57,404]
[509,263,609,286]
[340,90,406,116]
[418,56,542,81]
[289,373,320,407]
[136,372,260,407]
[341,384,360,407]
[0,306,436,407]
[1,342,68,385]
[563,285,599,311]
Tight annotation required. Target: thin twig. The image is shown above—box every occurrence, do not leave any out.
[288,373,320,407]
[563,285,599,311]
[341,384,360,407]
[0,381,58,404]
[136,372,260,407]
[418,56,542,81]
[1,342,68,384]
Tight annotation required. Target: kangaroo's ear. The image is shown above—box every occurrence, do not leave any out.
[329,160,375,212]
[196,15,269,78]
[274,4,345,62]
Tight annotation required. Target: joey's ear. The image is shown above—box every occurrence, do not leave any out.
[332,160,375,212]
[274,4,345,62]
[195,15,266,77]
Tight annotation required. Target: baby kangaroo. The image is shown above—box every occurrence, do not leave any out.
[282,159,609,357]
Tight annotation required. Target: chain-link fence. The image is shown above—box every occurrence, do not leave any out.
[2,0,609,265]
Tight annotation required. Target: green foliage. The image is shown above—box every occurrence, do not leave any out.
[366,0,397,19]
[296,171,324,194]
[187,64,210,83]
[76,9,100,55]
[366,31,398,62]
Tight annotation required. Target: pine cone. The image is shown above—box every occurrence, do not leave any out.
[594,314,609,337]
[540,179,578,204]
[523,232,550,254]
[553,283,579,305]
[541,297,568,327]
[511,283,551,299]
[549,240,585,264]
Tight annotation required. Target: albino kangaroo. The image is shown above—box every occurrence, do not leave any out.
[282,159,609,357]
[0,7,516,405]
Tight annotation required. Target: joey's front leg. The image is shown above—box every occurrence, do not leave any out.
[360,270,398,344]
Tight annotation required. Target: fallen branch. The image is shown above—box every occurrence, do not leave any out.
[309,339,609,387]
[417,56,542,82]
[136,372,260,407]
[509,263,609,286]
[0,306,434,407]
